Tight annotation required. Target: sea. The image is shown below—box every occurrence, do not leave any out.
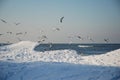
[30,43,120,55]
[0,43,120,55]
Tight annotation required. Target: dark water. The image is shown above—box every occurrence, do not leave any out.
[0,43,10,46]
[34,44,120,55]
[0,43,120,55]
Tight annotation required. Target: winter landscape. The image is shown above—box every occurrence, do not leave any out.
[0,41,120,80]
[0,0,120,80]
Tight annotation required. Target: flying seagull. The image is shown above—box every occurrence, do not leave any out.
[17,37,22,41]
[14,23,20,25]
[16,32,23,35]
[38,35,48,43]
[87,36,94,42]
[24,32,27,34]
[0,34,2,36]
[49,42,52,48]
[0,19,7,23]
[104,38,109,43]
[56,28,60,31]
[76,35,83,40]
[7,32,12,34]
[53,27,60,31]
[38,39,45,43]
[60,16,64,23]
[41,35,47,39]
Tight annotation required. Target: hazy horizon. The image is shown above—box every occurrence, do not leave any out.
[0,0,120,43]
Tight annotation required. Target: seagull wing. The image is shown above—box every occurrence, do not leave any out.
[60,17,64,23]
[0,19,7,23]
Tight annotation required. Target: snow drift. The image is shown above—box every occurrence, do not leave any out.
[0,41,120,80]
[0,41,120,67]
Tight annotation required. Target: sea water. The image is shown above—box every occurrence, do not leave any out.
[34,43,120,55]
[1,43,120,55]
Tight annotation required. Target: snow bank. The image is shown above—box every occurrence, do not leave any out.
[0,62,120,80]
[0,41,120,67]
[83,49,120,66]
[0,41,120,80]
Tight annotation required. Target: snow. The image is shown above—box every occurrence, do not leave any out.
[0,62,120,80]
[0,41,120,80]
[0,41,120,66]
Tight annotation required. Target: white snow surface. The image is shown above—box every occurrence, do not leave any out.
[0,41,120,66]
[0,41,120,80]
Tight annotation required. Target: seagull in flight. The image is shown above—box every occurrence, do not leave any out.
[17,37,22,41]
[7,32,12,34]
[76,35,83,40]
[42,35,47,39]
[87,36,94,42]
[56,28,60,31]
[53,27,60,31]
[60,16,64,23]
[14,22,20,25]
[0,19,7,23]
[0,34,3,36]
[16,32,23,35]
[104,38,109,43]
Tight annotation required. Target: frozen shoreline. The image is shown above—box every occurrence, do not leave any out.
[0,41,120,80]
[0,41,120,66]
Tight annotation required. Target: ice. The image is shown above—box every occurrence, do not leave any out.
[0,41,120,66]
[0,41,120,80]
[0,62,120,80]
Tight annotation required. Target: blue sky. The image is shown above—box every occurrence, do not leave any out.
[0,0,120,43]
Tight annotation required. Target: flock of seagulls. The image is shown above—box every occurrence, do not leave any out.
[0,17,110,43]
[7,32,12,34]
[0,18,21,27]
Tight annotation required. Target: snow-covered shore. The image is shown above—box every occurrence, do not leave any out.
[0,41,120,80]
[0,61,120,80]
[0,41,120,66]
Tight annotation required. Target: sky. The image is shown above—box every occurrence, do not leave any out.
[0,0,120,43]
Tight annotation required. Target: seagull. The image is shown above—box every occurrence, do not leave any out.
[38,39,45,43]
[56,28,60,31]
[87,36,94,42]
[0,34,3,36]
[60,16,64,23]
[38,35,47,43]
[16,32,22,35]
[48,42,52,48]
[76,35,83,40]
[24,32,27,35]
[67,35,74,44]
[6,41,10,44]
[17,37,22,41]
[0,19,7,23]
[7,32,12,34]
[53,27,60,31]
[104,38,109,43]
[42,35,47,39]
[14,22,20,25]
